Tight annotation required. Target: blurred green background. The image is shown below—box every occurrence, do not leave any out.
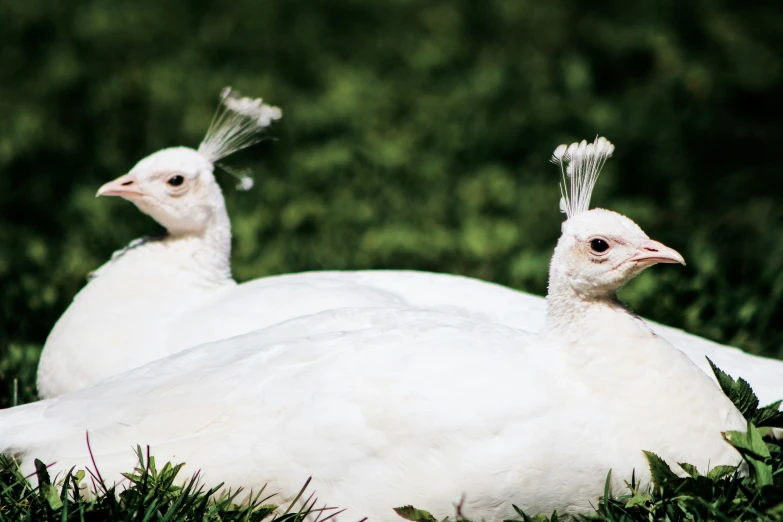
[1,0,782,406]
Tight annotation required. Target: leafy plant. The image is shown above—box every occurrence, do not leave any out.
[707,357,783,430]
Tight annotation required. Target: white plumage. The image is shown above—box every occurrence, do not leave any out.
[169,269,783,407]
[2,202,746,521]
[36,88,281,398]
[37,126,783,408]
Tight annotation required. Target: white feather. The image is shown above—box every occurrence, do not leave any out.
[552,136,614,219]
[197,87,282,164]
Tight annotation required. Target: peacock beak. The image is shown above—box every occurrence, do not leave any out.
[96,173,146,199]
[629,239,686,266]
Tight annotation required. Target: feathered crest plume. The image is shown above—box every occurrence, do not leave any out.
[550,136,614,219]
[197,87,282,190]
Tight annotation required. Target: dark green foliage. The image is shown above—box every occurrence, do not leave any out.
[0,344,39,407]
[708,357,783,429]
[0,446,335,522]
[707,357,759,417]
[583,427,783,521]
[2,0,783,407]
[724,423,774,487]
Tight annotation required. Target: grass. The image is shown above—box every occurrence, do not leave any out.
[1,363,782,521]
[0,343,40,408]
[0,445,347,522]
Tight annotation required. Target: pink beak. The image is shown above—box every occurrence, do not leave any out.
[96,173,145,199]
[629,239,686,266]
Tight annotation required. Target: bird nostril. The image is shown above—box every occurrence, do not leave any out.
[121,180,134,186]
[645,247,658,252]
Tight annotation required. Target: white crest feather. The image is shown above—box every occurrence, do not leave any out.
[197,87,282,164]
[550,136,614,219]
[217,163,256,191]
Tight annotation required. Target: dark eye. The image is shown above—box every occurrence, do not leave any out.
[590,238,610,253]
[167,175,185,187]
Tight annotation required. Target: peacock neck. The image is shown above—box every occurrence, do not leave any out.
[164,204,233,283]
[543,262,639,341]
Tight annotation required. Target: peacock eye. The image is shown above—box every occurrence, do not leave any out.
[167,175,185,187]
[590,238,610,253]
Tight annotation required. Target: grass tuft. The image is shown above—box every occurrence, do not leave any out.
[0,445,340,522]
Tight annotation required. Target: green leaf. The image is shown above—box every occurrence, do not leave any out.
[603,469,611,507]
[724,422,773,487]
[725,424,772,460]
[706,465,737,480]
[42,483,63,510]
[643,451,680,486]
[394,505,438,522]
[34,459,51,487]
[624,492,652,508]
[678,462,700,478]
[752,401,783,429]
[706,358,759,418]
[510,504,542,522]
[33,460,64,510]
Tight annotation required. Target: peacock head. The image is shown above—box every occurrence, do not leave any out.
[552,208,684,297]
[96,88,281,236]
[548,137,684,298]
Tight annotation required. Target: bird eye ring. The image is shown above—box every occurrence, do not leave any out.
[590,238,610,254]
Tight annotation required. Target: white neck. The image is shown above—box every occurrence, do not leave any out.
[163,201,233,282]
[544,260,641,342]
